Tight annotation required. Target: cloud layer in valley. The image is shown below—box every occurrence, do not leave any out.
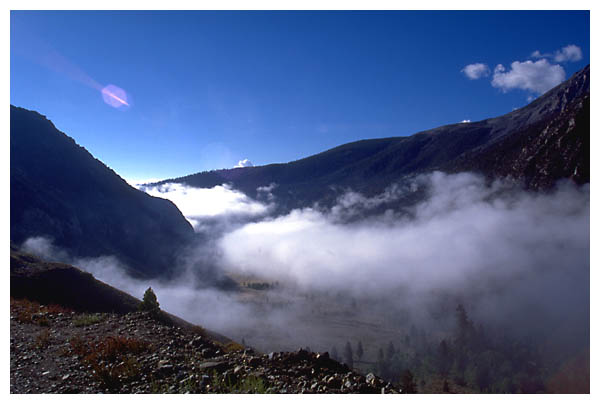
[219,172,589,299]
[139,182,272,232]
[21,172,589,355]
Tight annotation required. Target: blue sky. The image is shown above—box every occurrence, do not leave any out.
[10,10,590,182]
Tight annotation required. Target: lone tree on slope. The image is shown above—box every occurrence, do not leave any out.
[139,287,160,314]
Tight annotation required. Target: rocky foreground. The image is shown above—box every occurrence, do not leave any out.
[10,298,398,394]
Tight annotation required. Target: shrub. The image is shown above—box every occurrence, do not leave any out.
[69,335,151,392]
[73,313,104,327]
[35,329,51,350]
[211,371,269,393]
[222,341,245,353]
[11,298,71,325]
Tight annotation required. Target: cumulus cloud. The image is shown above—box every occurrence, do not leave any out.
[460,119,471,123]
[533,45,583,63]
[468,44,583,99]
[461,63,490,80]
[234,159,254,168]
[531,50,550,59]
[139,182,272,232]
[491,59,566,95]
[554,44,583,62]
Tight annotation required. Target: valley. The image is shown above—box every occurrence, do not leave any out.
[10,63,590,393]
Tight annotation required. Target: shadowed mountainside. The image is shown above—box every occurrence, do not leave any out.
[159,65,589,213]
[10,244,140,314]
[10,106,196,279]
[9,244,230,343]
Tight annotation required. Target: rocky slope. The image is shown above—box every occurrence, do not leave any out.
[10,249,398,394]
[446,65,589,188]
[10,246,232,342]
[10,106,195,279]
[10,305,397,394]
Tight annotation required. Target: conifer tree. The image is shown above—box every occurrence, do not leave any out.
[387,341,396,359]
[356,340,364,361]
[139,287,160,315]
[344,341,354,368]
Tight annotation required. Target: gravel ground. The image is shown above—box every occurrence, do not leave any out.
[10,299,399,394]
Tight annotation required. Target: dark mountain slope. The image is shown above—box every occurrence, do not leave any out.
[162,65,589,212]
[10,106,195,279]
[446,69,590,188]
[9,244,230,342]
[10,245,140,314]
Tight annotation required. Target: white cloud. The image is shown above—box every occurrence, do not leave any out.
[491,59,566,95]
[139,182,271,231]
[531,50,550,59]
[21,236,69,263]
[234,159,254,168]
[554,44,583,63]
[470,44,582,99]
[219,172,589,297]
[19,237,262,337]
[460,119,471,123]
[461,63,490,80]
[21,172,589,355]
[257,183,278,202]
[532,45,583,63]
[124,177,163,187]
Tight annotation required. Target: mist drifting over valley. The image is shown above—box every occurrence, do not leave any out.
[22,171,589,368]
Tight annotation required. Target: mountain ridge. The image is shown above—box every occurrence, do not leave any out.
[10,106,196,279]
[157,65,589,213]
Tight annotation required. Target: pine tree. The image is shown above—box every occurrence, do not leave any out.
[356,341,364,362]
[437,339,451,376]
[344,341,354,369]
[376,347,388,379]
[455,303,473,347]
[387,341,396,359]
[139,287,160,314]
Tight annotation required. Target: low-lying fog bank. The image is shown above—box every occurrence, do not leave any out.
[22,172,589,379]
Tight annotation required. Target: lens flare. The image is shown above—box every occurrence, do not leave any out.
[101,84,130,108]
